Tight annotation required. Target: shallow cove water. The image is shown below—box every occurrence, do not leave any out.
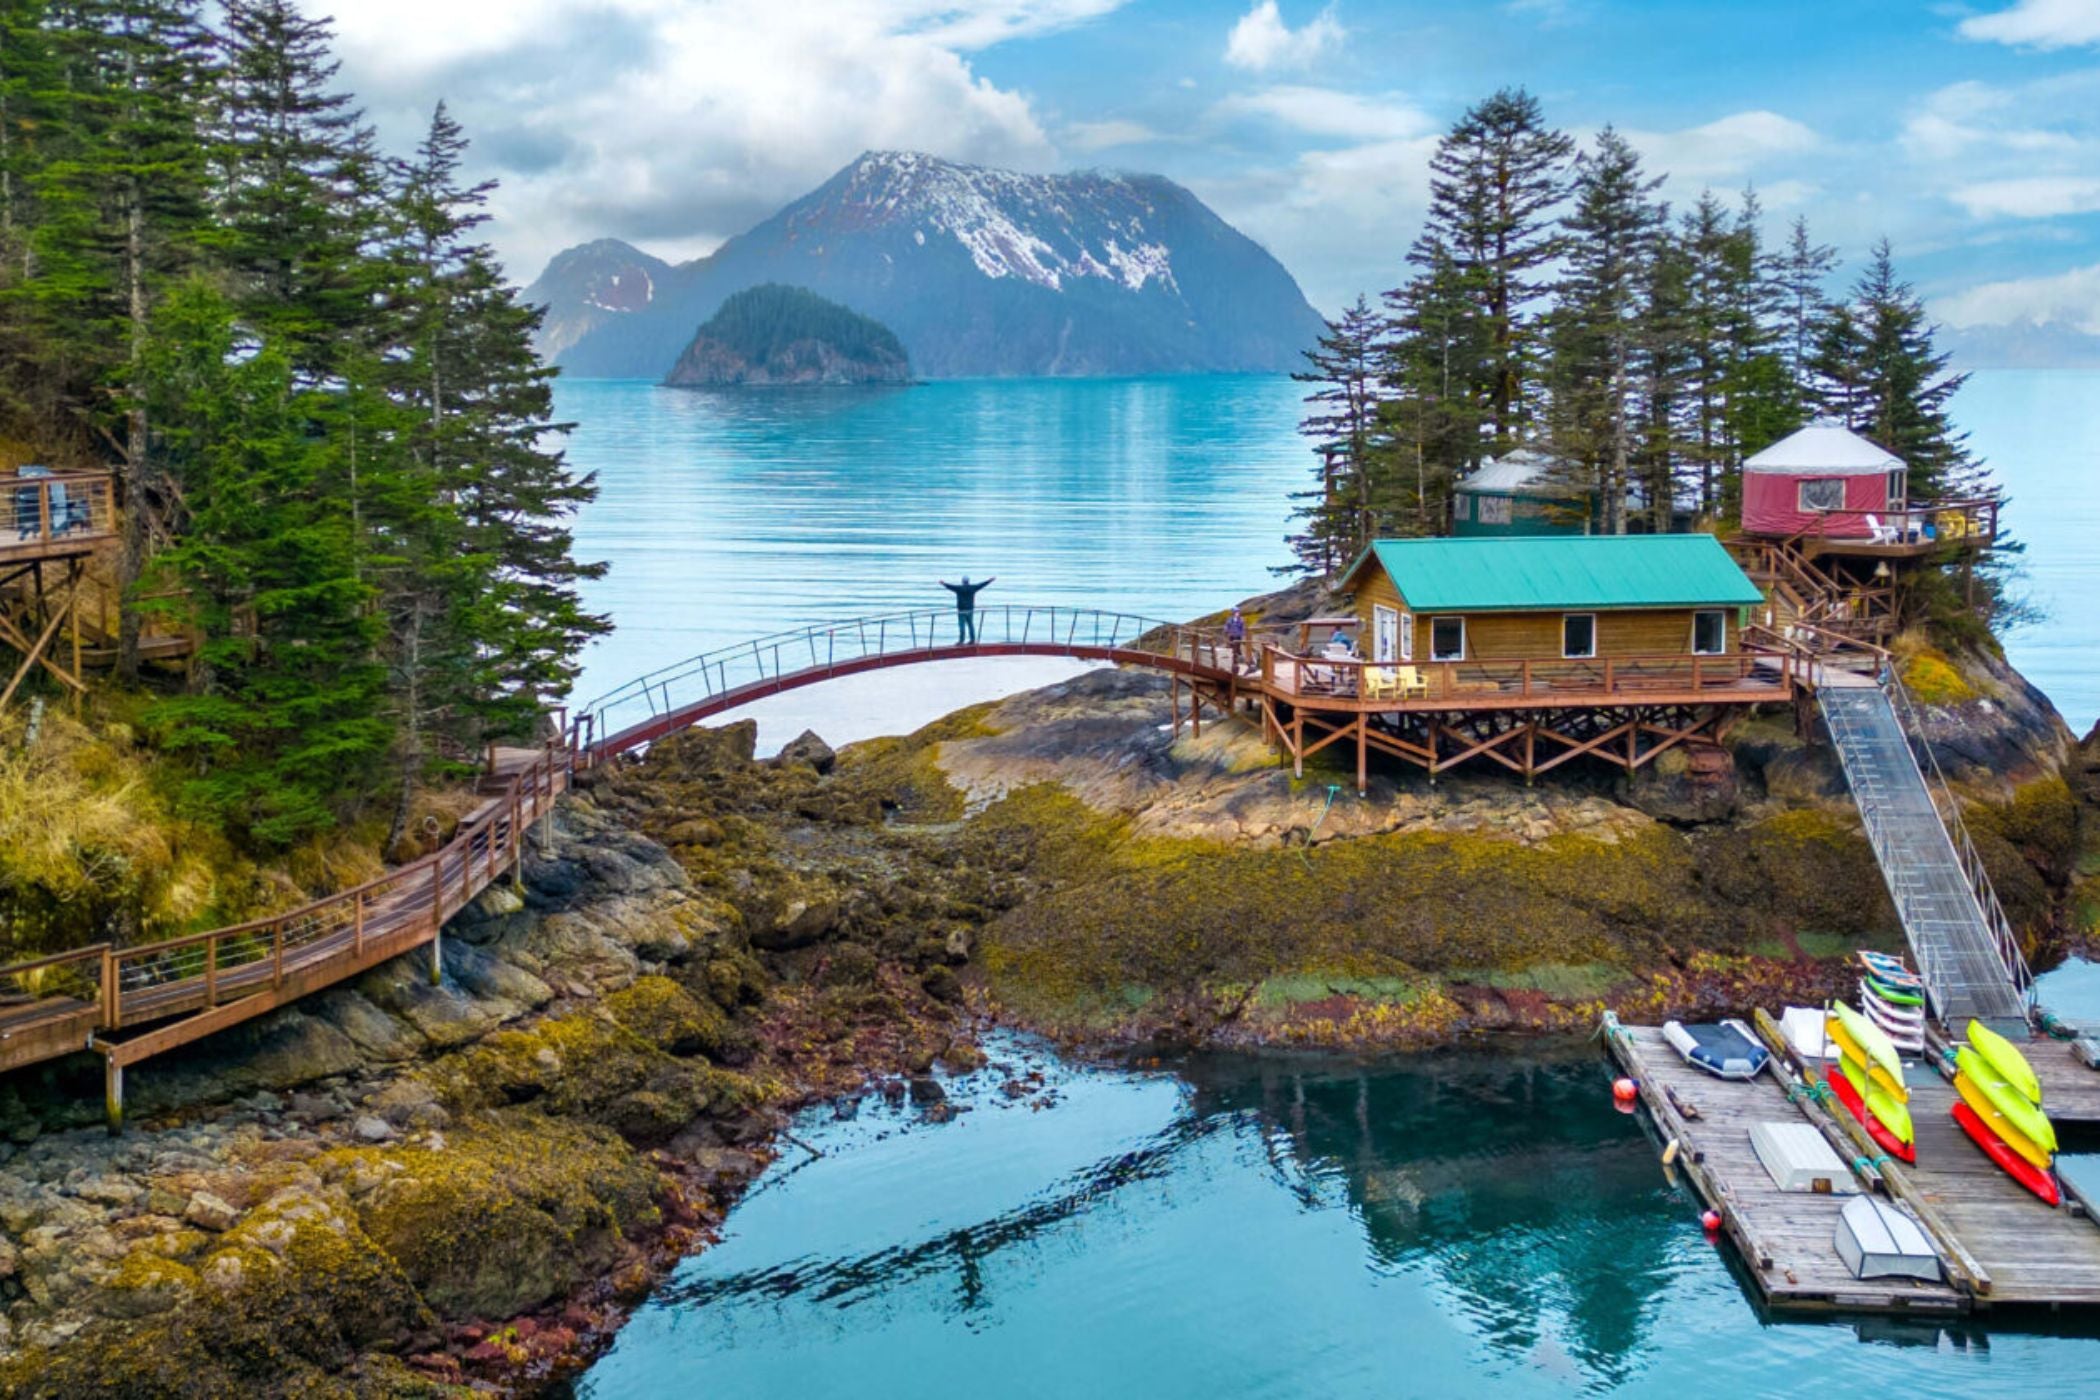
[576,1035,2099,1397]
[554,370,2100,1392]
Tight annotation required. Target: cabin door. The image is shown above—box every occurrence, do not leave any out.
[1373,606,1399,664]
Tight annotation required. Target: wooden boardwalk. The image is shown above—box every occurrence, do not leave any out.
[0,742,566,1123]
[1608,1016,2100,1315]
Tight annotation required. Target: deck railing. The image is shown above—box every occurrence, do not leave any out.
[574,604,1238,761]
[1259,644,1799,704]
[3,471,115,549]
[1791,497,1999,550]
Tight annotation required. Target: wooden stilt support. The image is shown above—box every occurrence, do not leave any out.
[1355,714,1367,795]
[103,1052,123,1136]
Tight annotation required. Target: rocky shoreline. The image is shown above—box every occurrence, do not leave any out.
[0,637,2092,1395]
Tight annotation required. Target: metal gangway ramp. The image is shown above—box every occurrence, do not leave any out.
[1817,679,2031,1030]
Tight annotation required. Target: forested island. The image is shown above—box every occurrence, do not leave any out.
[1289,89,2003,635]
[0,18,2094,1397]
[662,285,911,386]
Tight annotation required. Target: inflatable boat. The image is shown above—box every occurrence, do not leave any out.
[1662,1019,1769,1081]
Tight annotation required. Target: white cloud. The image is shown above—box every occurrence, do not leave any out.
[1952,175,2100,218]
[1938,261,2100,331]
[325,1,1128,279]
[1223,2,1343,73]
[1621,111,1820,183]
[1065,119,1159,152]
[1221,87,1436,141]
[1959,0,2100,49]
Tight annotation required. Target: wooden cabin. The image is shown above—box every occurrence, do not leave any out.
[1450,449,1593,537]
[1338,534,1766,669]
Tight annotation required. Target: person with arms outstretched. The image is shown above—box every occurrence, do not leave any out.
[940,575,995,644]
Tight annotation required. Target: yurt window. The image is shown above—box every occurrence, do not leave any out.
[1478,496,1512,525]
[1887,468,1905,507]
[1798,479,1844,513]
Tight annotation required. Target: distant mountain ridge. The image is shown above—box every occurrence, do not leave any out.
[524,151,1326,380]
[663,284,910,386]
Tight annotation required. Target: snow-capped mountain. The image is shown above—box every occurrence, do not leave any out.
[523,152,1325,379]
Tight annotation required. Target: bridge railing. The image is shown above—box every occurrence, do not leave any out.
[1884,672,2035,1005]
[574,604,1234,761]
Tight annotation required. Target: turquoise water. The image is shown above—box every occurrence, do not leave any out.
[555,371,2100,1394]
[558,377,1307,749]
[578,1037,2095,1398]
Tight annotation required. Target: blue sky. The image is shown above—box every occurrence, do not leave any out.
[328,0,2100,332]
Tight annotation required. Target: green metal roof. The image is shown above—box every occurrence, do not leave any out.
[1345,534,1764,612]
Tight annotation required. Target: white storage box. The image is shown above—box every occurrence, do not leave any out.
[1750,1120,1857,1194]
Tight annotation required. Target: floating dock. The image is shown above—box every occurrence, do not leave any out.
[1605,1015,2100,1314]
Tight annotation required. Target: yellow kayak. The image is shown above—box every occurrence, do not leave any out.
[1966,1019,2042,1106]
[1841,1055,1915,1145]
[1826,1015,1907,1101]
[1954,1070,2053,1170]
[1955,1045,2057,1155]
[1829,1003,1905,1092]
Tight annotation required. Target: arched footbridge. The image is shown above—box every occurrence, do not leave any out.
[571,605,1241,764]
[0,607,1246,1115]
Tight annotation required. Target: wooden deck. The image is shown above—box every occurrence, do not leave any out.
[1608,1016,2100,1315]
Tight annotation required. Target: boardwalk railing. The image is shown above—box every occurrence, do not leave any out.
[574,604,1236,762]
[0,738,569,1077]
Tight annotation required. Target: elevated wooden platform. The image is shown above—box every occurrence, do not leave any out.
[1607,1015,2100,1315]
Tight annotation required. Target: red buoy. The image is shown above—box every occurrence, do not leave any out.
[1701,1209,1722,1233]
[1612,1077,1638,1103]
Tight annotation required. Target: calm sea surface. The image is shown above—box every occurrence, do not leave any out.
[558,371,2100,1396]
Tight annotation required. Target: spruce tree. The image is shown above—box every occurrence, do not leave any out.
[1413,87,1573,451]
[1826,239,1982,500]
[1376,237,1483,531]
[141,281,387,845]
[1547,127,1663,533]
[212,0,381,370]
[26,0,212,675]
[1286,294,1383,573]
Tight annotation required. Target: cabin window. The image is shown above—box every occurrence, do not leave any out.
[1477,495,1513,526]
[1399,611,1414,662]
[1430,616,1465,662]
[1799,478,1844,513]
[1887,468,1905,507]
[1692,609,1727,656]
[1562,613,1596,659]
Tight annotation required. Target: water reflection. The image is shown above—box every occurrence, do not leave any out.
[1181,1047,1681,1391]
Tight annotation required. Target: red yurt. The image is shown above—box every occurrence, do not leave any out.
[1740,421,1904,539]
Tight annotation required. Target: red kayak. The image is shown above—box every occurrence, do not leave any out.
[1828,1068,1917,1164]
[1953,1100,2061,1207]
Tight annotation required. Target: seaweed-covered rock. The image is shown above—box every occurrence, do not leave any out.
[334,1120,657,1319]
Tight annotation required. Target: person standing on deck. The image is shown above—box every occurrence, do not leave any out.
[1225,607,1246,673]
[940,575,995,644]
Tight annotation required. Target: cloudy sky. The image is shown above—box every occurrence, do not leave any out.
[330,0,2100,331]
